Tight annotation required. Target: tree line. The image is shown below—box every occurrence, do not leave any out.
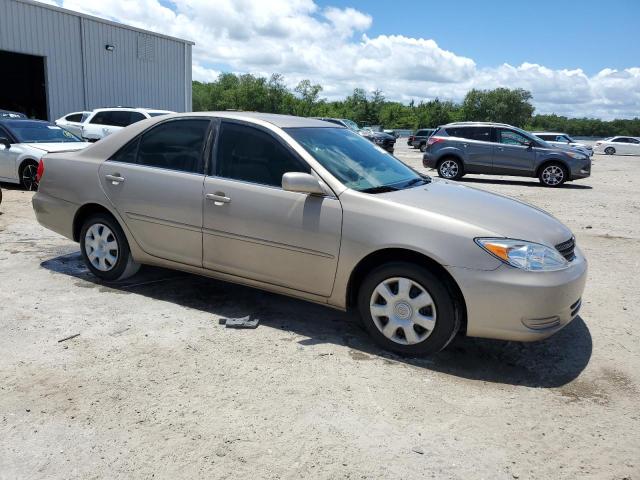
[193,73,640,137]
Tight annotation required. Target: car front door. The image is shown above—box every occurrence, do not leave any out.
[202,121,342,297]
[99,118,212,266]
[492,128,535,175]
[0,126,20,181]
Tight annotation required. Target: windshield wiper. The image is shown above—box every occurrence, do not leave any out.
[359,185,399,194]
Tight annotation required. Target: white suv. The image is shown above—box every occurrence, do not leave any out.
[81,108,173,142]
[55,111,91,137]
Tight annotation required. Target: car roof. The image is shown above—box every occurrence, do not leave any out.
[91,107,174,113]
[442,121,514,128]
[186,112,341,128]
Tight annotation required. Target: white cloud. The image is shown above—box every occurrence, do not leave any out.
[47,0,640,119]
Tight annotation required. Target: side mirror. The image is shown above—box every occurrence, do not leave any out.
[523,140,534,149]
[0,137,10,149]
[282,172,326,195]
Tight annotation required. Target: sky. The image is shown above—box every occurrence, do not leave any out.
[42,0,640,119]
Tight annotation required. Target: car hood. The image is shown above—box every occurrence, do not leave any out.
[382,179,573,246]
[24,142,91,153]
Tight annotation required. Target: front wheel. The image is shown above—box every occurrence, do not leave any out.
[20,161,39,191]
[539,163,567,187]
[357,262,460,356]
[437,158,464,180]
[604,147,615,155]
[80,213,140,281]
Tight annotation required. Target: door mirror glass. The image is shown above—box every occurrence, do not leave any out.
[282,172,325,195]
[0,137,11,149]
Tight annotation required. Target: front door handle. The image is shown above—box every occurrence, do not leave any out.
[206,193,231,204]
[105,174,125,184]
[497,147,504,151]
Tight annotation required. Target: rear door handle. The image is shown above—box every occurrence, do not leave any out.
[497,147,504,151]
[462,143,469,148]
[105,174,125,184]
[206,193,231,204]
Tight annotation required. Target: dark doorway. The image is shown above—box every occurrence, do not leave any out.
[0,50,48,120]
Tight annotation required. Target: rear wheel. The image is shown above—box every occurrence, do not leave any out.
[604,146,615,155]
[357,262,460,356]
[20,160,39,191]
[80,213,140,281]
[539,162,567,187]
[419,143,427,152]
[437,157,464,180]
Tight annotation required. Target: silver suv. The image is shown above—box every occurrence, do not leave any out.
[423,122,591,187]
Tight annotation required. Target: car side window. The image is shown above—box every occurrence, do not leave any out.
[466,127,491,142]
[134,119,210,174]
[498,129,529,146]
[89,112,110,125]
[127,112,146,126]
[0,126,13,143]
[215,122,310,187]
[612,138,625,143]
[66,113,83,122]
[629,138,640,144]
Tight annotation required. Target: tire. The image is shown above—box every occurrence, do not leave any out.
[538,162,567,187]
[604,147,615,155]
[357,262,460,356]
[419,143,427,152]
[437,157,464,180]
[19,160,39,191]
[79,213,140,282]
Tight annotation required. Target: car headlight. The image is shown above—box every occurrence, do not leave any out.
[475,238,569,272]
[565,151,587,159]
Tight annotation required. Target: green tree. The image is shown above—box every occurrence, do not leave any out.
[462,88,534,127]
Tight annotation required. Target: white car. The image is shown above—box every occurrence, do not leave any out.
[55,111,91,137]
[532,132,593,157]
[0,119,90,190]
[81,107,173,142]
[593,136,640,156]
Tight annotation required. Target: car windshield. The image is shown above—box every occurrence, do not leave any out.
[341,119,359,131]
[8,121,82,143]
[286,127,427,193]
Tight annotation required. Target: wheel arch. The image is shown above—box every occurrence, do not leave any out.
[18,157,39,175]
[72,203,119,242]
[346,248,468,334]
[436,153,465,169]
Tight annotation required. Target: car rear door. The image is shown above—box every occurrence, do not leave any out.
[492,128,535,175]
[99,117,212,266]
[446,126,494,172]
[202,120,342,297]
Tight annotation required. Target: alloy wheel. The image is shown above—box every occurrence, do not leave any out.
[84,223,119,272]
[439,160,459,178]
[22,164,38,191]
[369,277,437,345]
[541,165,564,186]
[604,147,615,155]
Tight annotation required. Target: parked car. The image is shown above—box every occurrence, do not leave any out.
[531,132,593,157]
[81,107,173,142]
[423,122,591,187]
[593,136,640,155]
[314,117,395,153]
[0,109,27,119]
[0,119,90,190]
[408,128,435,151]
[383,129,400,138]
[33,112,586,356]
[55,111,91,137]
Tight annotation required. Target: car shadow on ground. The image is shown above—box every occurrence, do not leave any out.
[456,177,593,189]
[41,251,592,389]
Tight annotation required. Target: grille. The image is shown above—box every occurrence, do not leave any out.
[555,237,576,261]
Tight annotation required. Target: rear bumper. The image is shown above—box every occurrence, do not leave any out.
[447,247,588,342]
[422,152,437,169]
[32,192,77,240]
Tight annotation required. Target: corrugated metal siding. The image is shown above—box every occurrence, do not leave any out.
[0,0,192,119]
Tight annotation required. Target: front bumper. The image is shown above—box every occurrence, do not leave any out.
[447,247,588,342]
[570,158,591,180]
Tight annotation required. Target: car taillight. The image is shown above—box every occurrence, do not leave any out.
[36,159,45,183]
[427,136,444,146]
[408,135,414,141]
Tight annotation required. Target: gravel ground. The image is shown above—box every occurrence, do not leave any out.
[1,143,639,479]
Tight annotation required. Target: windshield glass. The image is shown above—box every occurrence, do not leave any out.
[286,127,425,192]
[8,121,81,143]
[341,119,359,131]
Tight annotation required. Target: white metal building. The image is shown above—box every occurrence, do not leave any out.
[0,0,193,120]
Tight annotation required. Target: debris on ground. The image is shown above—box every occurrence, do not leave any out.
[219,316,259,329]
